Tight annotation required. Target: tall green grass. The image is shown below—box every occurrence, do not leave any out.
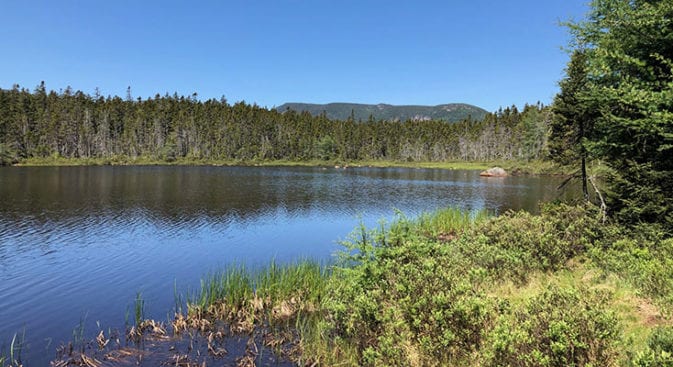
[416,207,490,236]
[255,260,327,305]
[193,265,253,311]
[188,260,329,314]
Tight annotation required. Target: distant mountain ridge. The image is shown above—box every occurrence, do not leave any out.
[275,102,488,122]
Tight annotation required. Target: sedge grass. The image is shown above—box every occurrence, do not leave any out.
[416,207,490,237]
[188,260,328,314]
[134,292,145,327]
[7,330,24,367]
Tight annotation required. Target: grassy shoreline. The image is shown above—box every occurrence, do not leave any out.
[28,205,671,366]
[13,156,576,175]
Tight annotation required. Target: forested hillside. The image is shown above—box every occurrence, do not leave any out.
[0,85,550,165]
[275,102,488,122]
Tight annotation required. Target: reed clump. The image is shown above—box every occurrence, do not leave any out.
[179,260,327,332]
[165,260,330,363]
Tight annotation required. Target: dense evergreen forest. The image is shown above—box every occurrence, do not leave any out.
[0,85,550,164]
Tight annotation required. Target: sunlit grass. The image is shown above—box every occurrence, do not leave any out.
[416,207,490,238]
[15,155,579,175]
[183,260,329,332]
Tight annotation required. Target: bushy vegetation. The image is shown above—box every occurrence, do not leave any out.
[589,228,673,312]
[291,201,671,367]
[486,285,620,367]
[326,211,493,365]
[632,326,673,366]
[0,143,18,166]
[312,205,626,366]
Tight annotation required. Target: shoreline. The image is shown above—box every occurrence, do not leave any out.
[11,157,573,176]
[28,205,671,366]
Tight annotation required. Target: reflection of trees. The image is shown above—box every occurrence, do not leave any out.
[0,166,571,229]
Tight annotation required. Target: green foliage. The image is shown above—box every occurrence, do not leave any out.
[631,326,673,366]
[564,0,673,233]
[521,105,550,161]
[0,143,18,166]
[314,135,337,160]
[190,260,327,316]
[0,85,553,165]
[134,292,145,326]
[549,51,594,166]
[485,284,620,367]
[465,203,607,281]
[157,142,178,162]
[589,232,673,310]
[327,217,493,365]
[319,204,632,365]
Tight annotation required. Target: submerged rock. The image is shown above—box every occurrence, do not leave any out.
[480,167,508,177]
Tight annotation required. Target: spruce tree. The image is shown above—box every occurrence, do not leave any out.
[568,0,673,231]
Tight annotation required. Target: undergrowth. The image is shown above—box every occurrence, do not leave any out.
[310,203,672,365]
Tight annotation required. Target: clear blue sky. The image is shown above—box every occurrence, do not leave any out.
[0,1,588,112]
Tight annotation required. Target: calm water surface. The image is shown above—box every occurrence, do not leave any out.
[0,166,568,364]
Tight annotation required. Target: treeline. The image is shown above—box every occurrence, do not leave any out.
[0,83,550,164]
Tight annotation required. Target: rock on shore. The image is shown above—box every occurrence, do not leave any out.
[479,167,508,177]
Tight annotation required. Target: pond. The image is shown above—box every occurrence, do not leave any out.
[0,165,570,365]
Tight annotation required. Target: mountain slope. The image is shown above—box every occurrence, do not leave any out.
[275,102,488,122]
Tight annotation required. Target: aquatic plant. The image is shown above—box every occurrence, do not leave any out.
[134,292,145,327]
[184,260,328,331]
[4,331,25,367]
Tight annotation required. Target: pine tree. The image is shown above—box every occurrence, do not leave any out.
[568,0,673,231]
[551,50,597,199]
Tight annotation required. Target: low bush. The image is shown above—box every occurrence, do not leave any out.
[589,233,673,311]
[485,284,620,367]
[631,326,673,366]
[326,217,493,365]
[474,203,605,273]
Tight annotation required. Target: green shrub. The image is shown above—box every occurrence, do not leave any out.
[485,284,620,367]
[157,143,178,162]
[631,326,673,366]
[321,205,631,365]
[327,220,492,365]
[315,136,337,160]
[467,203,607,279]
[589,234,673,311]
